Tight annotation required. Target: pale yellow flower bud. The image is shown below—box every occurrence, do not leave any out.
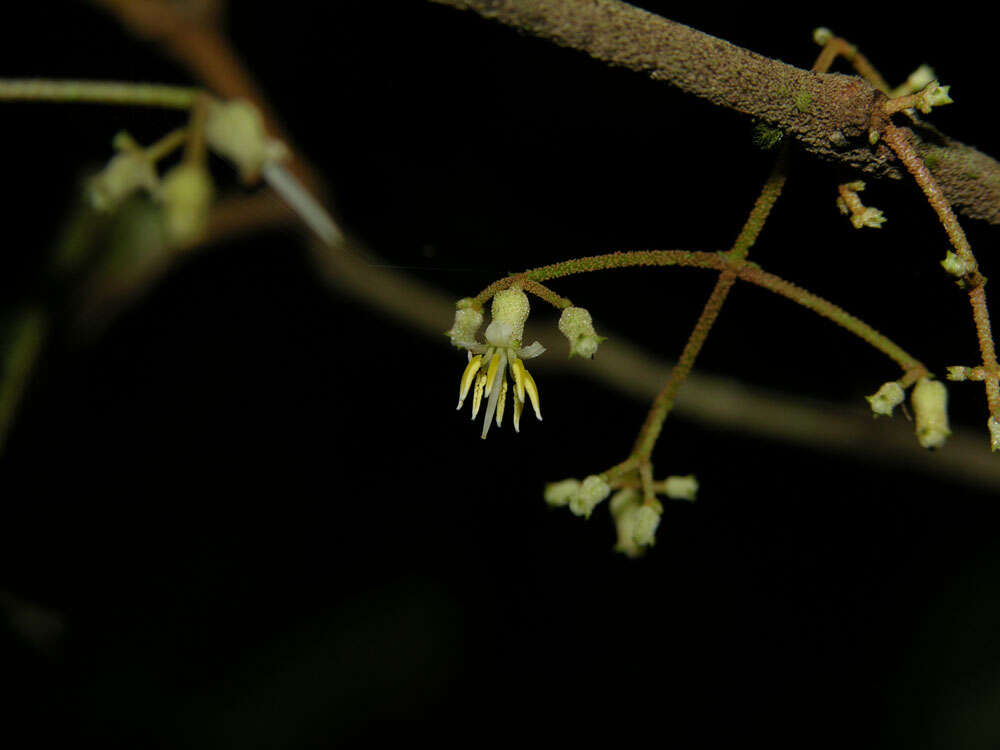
[89,150,158,211]
[866,381,905,417]
[568,474,610,518]
[205,99,288,182]
[632,505,662,547]
[912,377,950,449]
[544,478,581,508]
[445,300,483,348]
[558,306,604,358]
[159,163,214,246]
[663,475,698,501]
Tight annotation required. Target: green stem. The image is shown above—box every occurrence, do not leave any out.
[0,79,200,109]
[507,249,925,375]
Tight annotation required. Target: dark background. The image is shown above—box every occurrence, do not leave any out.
[2,2,1000,747]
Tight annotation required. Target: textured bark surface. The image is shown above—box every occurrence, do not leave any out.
[430,0,1000,225]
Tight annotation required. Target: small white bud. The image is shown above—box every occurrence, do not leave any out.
[568,474,610,518]
[89,150,159,211]
[609,488,640,519]
[205,99,289,182]
[609,489,642,557]
[544,478,580,508]
[989,417,1000,452]
[917,81,953,113]
[490,287,530,343]
[158,163,214,246]
[663,475,698,501]
[445,301,483,348]
[912,377,950,449]
[631,505,662,548]
[946,366,970,381]
[866,381,905,417]
[558,306,604,359]
[812,27,834,46]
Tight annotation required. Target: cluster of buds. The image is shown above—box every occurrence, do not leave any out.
[545,472,697,556]
[88,99,290,247]
[866,376,950,449]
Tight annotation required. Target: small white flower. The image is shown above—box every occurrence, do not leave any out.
[456,287,544,438]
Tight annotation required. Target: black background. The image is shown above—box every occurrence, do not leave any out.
[2,2,1000,748]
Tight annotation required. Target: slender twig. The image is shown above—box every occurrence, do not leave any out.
[882,124,1000,428]
[0,79,198,108]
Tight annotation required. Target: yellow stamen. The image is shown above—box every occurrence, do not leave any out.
[471,371,487,419]
[513,392,524,432]
[457,354,483,408]
[484,352,501,395]
[510,357,526,402]
[496,378,508,427]
[522,366,541,420]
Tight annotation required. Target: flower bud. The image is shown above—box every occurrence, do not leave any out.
[89,150,158,211]
[158,163,214,246]
[445,300,483,348]
[490,287,530,343]
[912,377,950,449]
[205,99,288,182]
[663,475,698,501]
[558,306,604,359]
[568,474,610,518]
[609,489,642,557]
[544,478,580,508]
[990,417,1000,453]
[941,251,974,278]
[866,381,905,417]
[631,504,662,547]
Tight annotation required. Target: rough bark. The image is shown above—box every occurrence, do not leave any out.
[429,0,1000,225]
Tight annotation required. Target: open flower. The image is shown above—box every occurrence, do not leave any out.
[456,286,544,438]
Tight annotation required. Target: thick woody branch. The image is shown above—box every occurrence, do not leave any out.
[429,0,1000,225]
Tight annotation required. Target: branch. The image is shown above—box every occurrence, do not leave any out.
[429,0,1000,225]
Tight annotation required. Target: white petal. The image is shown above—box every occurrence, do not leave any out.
[519,341,546,359]
[481,350,508,439]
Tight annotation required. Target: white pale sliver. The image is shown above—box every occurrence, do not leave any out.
[481,351,508,439]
